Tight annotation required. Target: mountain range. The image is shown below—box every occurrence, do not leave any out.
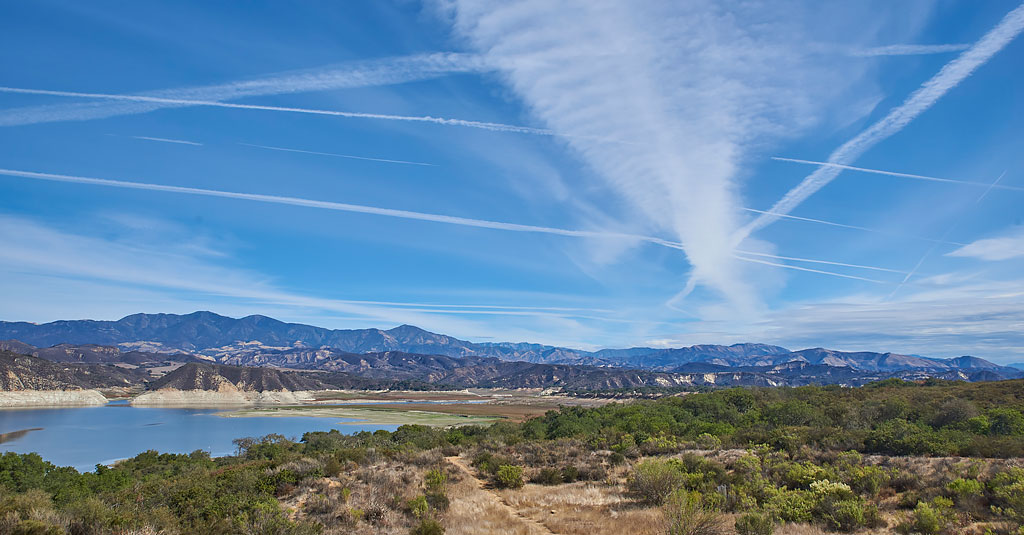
[1,311,1020,388]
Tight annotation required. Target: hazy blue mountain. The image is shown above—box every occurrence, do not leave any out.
[2,312,1019,381]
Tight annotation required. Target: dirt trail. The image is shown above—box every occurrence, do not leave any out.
[445,456,556,535]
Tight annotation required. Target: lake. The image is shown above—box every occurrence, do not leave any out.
[0,402,397,471]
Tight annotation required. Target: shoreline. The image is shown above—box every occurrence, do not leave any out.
[220,405,501,427]
[0,390,108,408]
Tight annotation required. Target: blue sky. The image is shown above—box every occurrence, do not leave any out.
[1,1,1023,361]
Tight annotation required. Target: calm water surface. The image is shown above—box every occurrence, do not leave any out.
[0,402,397,471]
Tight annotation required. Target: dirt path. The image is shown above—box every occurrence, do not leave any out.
[445,456,556,535]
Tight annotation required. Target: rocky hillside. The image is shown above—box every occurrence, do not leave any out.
[0,340,198,366]
[0,351,146,390]
[148,362,333,392]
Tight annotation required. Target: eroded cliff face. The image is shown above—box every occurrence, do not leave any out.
[0,390,108,407]
[129,389,316,407]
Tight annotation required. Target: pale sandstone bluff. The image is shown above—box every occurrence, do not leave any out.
[130,388,316,407]
[0,389,108,408]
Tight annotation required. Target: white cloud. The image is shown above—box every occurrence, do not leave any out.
[0,213,655,348]
[438,0,929,311]
[948,227,1024,261]
[665,277,1024,361]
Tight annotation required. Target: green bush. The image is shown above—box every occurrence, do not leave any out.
[410,518,445,535]
[472,452,511,476]
[989,468,1024,523]
[425,468,448,493]
[406,495,429,519]
[531,468,562,485]
[901,498,955,535]
[494,465,524,489]
[765,488,815,522]
[945,478,983,498]
[734,512,773,535]
[627,459,687,505]
[663,490,724,535]
[561,466,579,483]
[695,433,722,450]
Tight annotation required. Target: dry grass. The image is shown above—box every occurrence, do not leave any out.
[496,482,664,535]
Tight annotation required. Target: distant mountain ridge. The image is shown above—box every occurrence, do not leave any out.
[1,311,1019,382]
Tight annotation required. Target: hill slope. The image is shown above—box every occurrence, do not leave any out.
[0,351,146,390]
[148,362,332,392]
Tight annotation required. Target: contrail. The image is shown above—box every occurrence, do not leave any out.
[735,250,908,274]
[850,44,971,57]
[772,157,1024,192]
[736,3,1024,242]
[889,171,1006,299]
[740,207,966,246]
[0,167,662,242]
[0,86,554,136]
[732,255,888,284]
[0,167,907,281]
[0,53,487,127]
[130,136,203,146]
[238,142,435,167]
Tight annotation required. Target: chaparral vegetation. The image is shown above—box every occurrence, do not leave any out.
[1,379,1023,535]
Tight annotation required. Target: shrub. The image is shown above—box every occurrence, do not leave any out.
[765,488,815,522]
[946,478,983,500]
[818,499,869,532]
[900,498,955,535]
[406,495,429,519]
[410,518,445,535]
[989,468,1024,523]
[324,456,343,477]
[472,452,511,476]
[628,459,687,505]
[561,465,579,483]
[424,469,448,494]
[426,491,450,512]
[10,519,64,535]
[663,490,724,535]
[695,434,722,450]
[734,512,773,535]
[494,465,524,489]
[531,468,562,485]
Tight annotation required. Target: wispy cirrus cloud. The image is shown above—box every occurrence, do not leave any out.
[0,53,487,127]
[849,43,971,57]
[440,0,925,310]
[0,213,619,325]
[948,227,1024,261]
[738,3,1024,241]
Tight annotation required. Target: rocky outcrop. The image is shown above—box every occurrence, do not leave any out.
[0,389,108,407]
